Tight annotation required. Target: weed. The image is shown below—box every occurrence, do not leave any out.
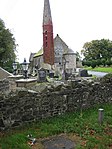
[0,104,112,149]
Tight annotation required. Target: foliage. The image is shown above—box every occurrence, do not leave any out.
[81,39,112,68]
[105,59,112,66]
[0,18,17,72]
[91,60,97,68]
[75,51,81,61]
[82,60,97,68]
[0,104,112,149]
[82,60,91,67]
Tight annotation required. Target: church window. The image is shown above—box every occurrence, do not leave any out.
[46,42,47,47]
[45,31,47,35]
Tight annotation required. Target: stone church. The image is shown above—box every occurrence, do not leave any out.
[29,0,76,75]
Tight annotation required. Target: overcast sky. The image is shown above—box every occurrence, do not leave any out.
[0,0,112,62]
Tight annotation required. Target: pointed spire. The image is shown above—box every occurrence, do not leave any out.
[43,0,54,65]
[43,0,52,25]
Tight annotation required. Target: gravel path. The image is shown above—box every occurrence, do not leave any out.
[88,71,108,77]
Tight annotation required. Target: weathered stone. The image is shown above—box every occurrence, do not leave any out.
[11,121,21,127]
[0,79,9,93]
[53,84,63,91]
[21,114,34,122]
[0,79,112,130]
[0,119,5,127]
[42,135,76,149]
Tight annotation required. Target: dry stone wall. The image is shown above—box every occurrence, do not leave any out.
[0,79,9,93]
[0,81,112,130]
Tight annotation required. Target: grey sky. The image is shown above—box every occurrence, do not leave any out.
[0,0,112,62]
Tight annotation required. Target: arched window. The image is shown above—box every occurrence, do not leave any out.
[45,31,47,35]
[46,42,47,47]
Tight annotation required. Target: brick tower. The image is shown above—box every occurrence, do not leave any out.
[43,0,54,65]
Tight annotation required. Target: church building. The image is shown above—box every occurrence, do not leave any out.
[29,0,76,75]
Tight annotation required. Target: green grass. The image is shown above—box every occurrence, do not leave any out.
[0,104,112,149]
[85,67,112,73]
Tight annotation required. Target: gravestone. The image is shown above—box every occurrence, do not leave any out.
[49,72,54,78]
[38,68,46,82]
[79,69,89,77]
[42,135,76,149]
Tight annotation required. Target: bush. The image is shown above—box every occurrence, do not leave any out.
[82,60,91,67]
[91,60,97,68]
[96,59,102,66]
[105,59,112,66]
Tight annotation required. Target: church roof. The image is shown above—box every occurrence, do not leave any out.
[67,48,75,54]
[34,48,43,58]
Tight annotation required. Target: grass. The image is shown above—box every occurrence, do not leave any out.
[0,104,112,149]
[84,67,112,73]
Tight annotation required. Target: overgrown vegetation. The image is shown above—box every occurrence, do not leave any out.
[0,104,112,149]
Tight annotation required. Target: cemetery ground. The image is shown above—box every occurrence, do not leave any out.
[85,67,112,73]
[0,104,112,149]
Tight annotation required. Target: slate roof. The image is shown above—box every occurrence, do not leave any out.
[34,48,43,58]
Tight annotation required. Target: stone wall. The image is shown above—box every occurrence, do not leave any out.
[0,81,112,130]
[0,67,12,79]
[0,79,9,93]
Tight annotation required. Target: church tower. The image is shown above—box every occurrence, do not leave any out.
[43,0,54,65]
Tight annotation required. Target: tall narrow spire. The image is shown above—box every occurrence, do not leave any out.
[43,0,52,25]
[43,0,54,65]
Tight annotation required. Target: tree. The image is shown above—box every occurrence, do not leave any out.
[75,51,81,61]
[81,39,112,67]
[106,59,112,66]
[0,18,16,72]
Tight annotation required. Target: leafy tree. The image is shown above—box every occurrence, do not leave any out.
[105,59,112,66]
[0,18,16,72]
[96,59,102,66]
[81,39,112,67]
[75,51,81,61]
[101,58,106,66]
